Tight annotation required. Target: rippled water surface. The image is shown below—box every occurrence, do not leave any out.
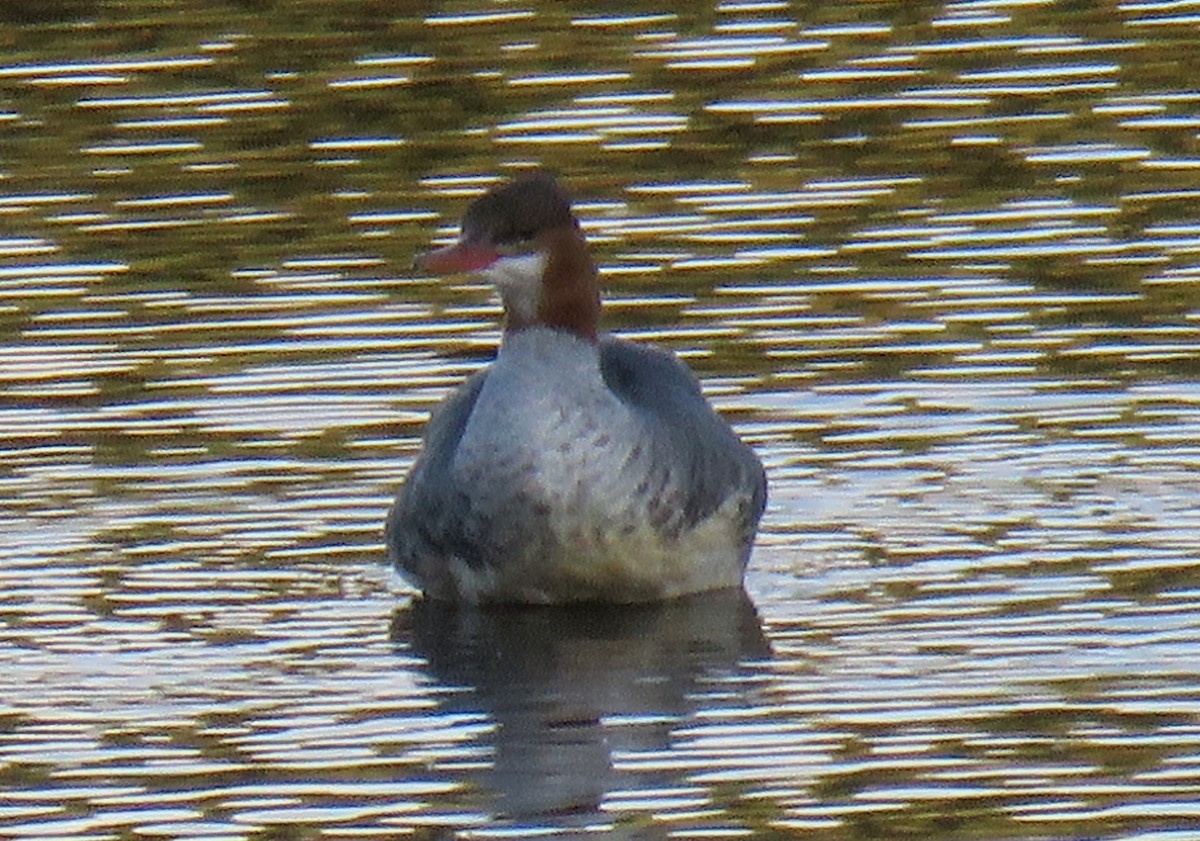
[3,1,1200,838]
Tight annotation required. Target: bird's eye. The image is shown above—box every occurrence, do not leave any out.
[498,229,536,253]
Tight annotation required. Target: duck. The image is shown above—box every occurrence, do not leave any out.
[387,171,767,604]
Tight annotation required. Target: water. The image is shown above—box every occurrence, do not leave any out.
[3,1,1200,838]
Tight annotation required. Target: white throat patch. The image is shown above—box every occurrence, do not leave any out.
[481,252,547,326]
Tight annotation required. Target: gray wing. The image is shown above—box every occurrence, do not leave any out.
[386,369,491,581]
[599,338,767,539]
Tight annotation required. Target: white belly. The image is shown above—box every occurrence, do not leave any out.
[443,330,748,603]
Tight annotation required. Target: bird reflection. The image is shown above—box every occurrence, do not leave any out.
[390,588,770,832]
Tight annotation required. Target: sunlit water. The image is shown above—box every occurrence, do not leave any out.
[2,1,1200,839]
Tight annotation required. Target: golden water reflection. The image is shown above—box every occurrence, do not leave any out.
[2,0,1200,838]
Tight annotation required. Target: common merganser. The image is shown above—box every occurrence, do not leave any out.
[387,171,767,604]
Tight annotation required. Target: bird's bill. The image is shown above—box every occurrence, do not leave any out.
[415,241,500,275]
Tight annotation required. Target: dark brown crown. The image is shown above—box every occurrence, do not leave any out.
[460,170,576,246]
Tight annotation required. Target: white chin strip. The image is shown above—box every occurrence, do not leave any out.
[482,253,547,324]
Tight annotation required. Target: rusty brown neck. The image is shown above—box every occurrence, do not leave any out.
[503,222,600,343]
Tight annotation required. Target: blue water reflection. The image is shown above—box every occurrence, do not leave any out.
[398,590,769,831]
